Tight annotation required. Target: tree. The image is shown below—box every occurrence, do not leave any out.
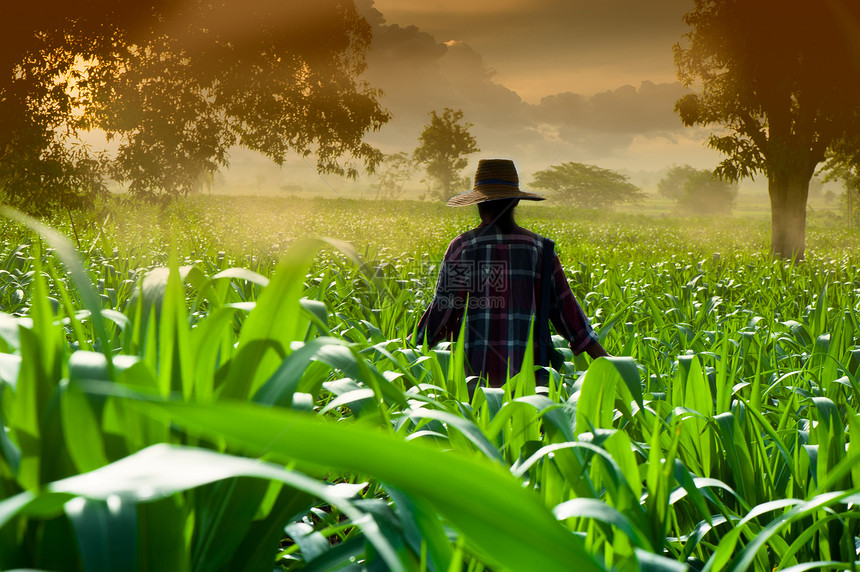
[413,108,479,201]
[674,0,860,259]
[530,162,645,209]
[675,170,739,215]
[823,137,860,226]
[0,1,389,213]
[657,165,738,215]
[658,165,699,201]
[371,152,413,200]
[808,175,825,199]
[824,137,860,195]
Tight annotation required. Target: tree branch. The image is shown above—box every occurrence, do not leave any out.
[736,109,768,159]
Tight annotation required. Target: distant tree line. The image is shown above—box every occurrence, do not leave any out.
[366,0,860,250]
[395,110,648,209]
[6,0,860,262]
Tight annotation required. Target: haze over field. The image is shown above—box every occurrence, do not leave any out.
[217,0,729,196]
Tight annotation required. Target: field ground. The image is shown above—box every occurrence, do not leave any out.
[2,194,860,571]
[47,192,860,262]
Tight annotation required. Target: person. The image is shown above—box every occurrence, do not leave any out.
[413,158,608,389]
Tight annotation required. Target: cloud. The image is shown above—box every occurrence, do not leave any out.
[373,0,692,48]
[372,0,694,97]
[521,82,693,163]
[357,1,536,151]
[354,0,717,175]
[534,81,689,135]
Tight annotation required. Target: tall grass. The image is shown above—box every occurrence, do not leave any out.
[1,196,860,571]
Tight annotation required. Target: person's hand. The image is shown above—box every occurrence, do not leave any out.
[585,340,610,359]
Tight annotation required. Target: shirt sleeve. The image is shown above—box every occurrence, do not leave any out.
[547,254,599,355]
[414,238,467,347]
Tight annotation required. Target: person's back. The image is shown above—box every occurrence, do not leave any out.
[414,159,608,389]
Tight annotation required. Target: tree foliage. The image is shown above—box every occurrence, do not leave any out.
[823,137,860,225]
[657,165,700,201]
[413,108,479,201]
[824,137,860,193]
[658,164,738,215]
[530,162,645,209]
[679,170,739,215]
[371,152,413,200]
[674,0,860,259]
[0,0,389,213]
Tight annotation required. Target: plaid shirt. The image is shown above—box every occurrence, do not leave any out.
[415,223,598,385]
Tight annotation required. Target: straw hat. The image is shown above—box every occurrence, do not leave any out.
[446,158,545,207]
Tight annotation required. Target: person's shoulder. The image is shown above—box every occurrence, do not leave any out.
[513,226,543,241]
[452,229,478,245]
[509,226,553,250]
[459,226,493,244]
[443,230,473,256]
[455,225,547,249]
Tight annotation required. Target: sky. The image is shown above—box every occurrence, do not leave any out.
[223,0,728,195]
[368,0,693,101]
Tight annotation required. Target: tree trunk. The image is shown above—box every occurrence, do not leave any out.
[768,168,811,260]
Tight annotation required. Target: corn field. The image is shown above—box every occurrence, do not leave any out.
[1,196,860,571]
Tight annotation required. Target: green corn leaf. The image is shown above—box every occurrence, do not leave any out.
[810,397,847,493]
[634,548,690,571]
[0,352,20,388]
[554,497,650,549]
[406,408,504,463]
[450,306,468,401]
[106,391,604,572]
[576,356,642,434]
[11,326,48,489]
[60,379,109,474]
[254,338,352,407]
[713,412,755,504]
[157,257,195,399]
[0,489,73,529]
[65,496,138,572]
[212,267,269,287]
[780,563,857,572]
[387,486,453,572]
[189,478,271,572]
[848,414,860,488]
[300,298,331,337]
[189,306,241,402]
[0,313,23,353]
[136,494,190,572]
[605,429,643,499]
[224,484,313,572]
[515,394,575,442]
[0,207,112,369]
[49,444,410,572]
[234,238,324,397]
[723,491,856,572]
[284,521,330,563]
